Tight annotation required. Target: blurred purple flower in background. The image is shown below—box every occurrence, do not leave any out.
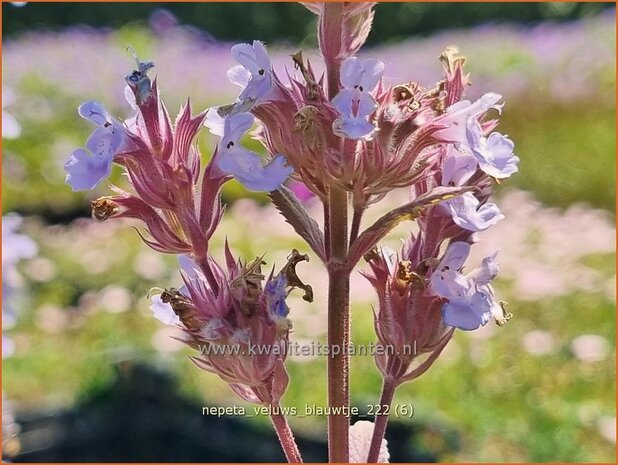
[2,214,38,357]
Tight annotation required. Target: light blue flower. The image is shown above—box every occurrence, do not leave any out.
[431,242,502,331]
[332,89,378,139]
[64,101,126,191]
[177,254,202,296]
[207,111,293,192]
[331,56,384,140]
[229,40,273,104]
[444,191,504,232]
[435,92,504,144]
[466,119,519,179]
[441,295,492,331]
[441,145,478,186]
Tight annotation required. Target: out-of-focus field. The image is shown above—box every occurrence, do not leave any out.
[2,10,616,462]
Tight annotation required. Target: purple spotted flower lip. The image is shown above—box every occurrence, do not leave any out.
[332,89,378,139]
[332,56,384,140]
[205,110,293,192]
[64,101,127,191]
[340,57,385,92]
[431,242,506,331]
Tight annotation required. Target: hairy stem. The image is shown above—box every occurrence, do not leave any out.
[349,204,364,245]
[366,379,397,463]
[322,5,351,460]
[270,409,303,463]
[323,205,331,260]
[327,186,350,462]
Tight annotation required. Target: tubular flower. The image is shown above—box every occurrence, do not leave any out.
[205,111,293,192]
[64,101,129,191]
[229,40,274,105]
[443,191,504,232]
[430,241,512,331]
[364,234,511,383]
[332,57,385,139]
[466,118,519,179]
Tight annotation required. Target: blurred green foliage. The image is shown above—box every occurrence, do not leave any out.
[4,221,616,461]
[3,2,613,44]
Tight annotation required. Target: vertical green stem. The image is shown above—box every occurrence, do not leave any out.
[366,379,397,463]
[327,186,350,463]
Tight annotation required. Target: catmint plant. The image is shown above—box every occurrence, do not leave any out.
[65,3,518,462]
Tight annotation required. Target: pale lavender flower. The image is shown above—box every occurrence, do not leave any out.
[466,118,519,179]
[431,242,504,331]
[64,101,127,191]
[332,57,384,140]
[435,92,504,144]
[207,111,293,192]
[332,89,378,139]
[2,214,37,358]
[229,40,273,104]
[441,145,477,186]
[340,57,384,92]
[444,191,504,232]
[149,295,182,326]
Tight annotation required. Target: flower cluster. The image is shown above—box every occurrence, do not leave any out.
[65,55,312,413]
[356,47,516,387]
[149,248,311,405]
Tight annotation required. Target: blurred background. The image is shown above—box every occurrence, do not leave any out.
[2,1,616,462]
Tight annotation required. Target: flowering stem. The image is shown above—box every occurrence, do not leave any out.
[270,408,303,463]
[366,378,397,463]
[326,186,350,462]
